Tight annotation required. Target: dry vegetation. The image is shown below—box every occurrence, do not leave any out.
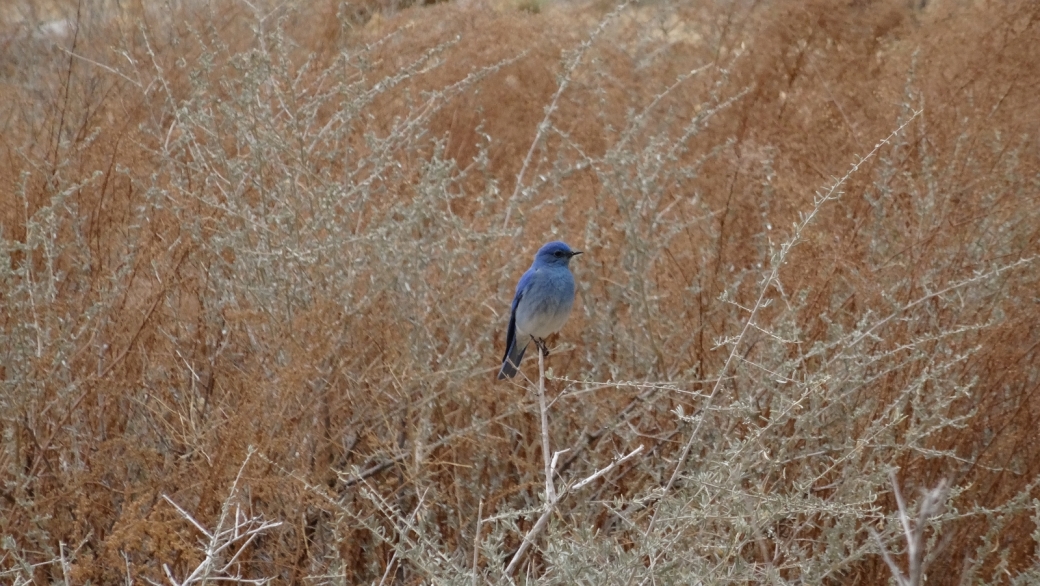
[2,0,1040,583]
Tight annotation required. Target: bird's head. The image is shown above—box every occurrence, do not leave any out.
[535,240,583,267]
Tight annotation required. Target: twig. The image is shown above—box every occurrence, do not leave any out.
[502,0,631,228]
[505,444,644,575]
[161,448,283,584]
[870,472,949,586]
[572,444,645,492]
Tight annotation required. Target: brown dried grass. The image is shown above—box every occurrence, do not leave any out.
[2,0,1039,583]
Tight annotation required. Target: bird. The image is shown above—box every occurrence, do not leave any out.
[498,240,582,380]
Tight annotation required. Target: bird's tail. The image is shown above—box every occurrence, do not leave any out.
[498,338,528,379]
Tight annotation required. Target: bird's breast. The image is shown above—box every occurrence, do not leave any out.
[514,269,575,338]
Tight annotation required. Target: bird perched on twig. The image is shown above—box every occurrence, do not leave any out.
[498,241,582,380]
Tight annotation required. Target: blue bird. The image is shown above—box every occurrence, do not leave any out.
[498,241,582,380]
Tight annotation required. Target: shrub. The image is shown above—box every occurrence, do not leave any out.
[2,0,1039,583]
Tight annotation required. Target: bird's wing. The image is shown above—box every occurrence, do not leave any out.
[502,269,533,363]
[514,267,535,298]
[502,303,518,364]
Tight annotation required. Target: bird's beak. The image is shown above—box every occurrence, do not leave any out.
[572,251,583,257]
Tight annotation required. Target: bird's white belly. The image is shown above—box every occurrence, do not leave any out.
[516,299,572,339]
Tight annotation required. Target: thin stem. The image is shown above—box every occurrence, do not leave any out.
[538,349,555,502]
[472,499,483,586]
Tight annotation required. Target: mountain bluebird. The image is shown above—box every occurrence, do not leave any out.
[498,240,582,380]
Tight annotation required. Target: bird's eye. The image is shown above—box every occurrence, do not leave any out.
[554,251,564,257]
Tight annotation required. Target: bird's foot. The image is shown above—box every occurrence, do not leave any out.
[535,338,550,357]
